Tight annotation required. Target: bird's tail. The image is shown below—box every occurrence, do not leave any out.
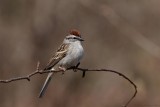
[39,72,53,98]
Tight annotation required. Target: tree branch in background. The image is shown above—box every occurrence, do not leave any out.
[0,62,137,107]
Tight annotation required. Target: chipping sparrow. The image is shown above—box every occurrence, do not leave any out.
[39,29,84,98]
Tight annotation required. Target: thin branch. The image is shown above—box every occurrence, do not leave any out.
[0,62,137,107]
[76,68,137,107]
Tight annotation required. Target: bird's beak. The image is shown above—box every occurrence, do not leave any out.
[80,38,84,41]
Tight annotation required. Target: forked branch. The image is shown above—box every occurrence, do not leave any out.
[0,62,137,107]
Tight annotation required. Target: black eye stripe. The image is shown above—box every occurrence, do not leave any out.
[67,37,78,39]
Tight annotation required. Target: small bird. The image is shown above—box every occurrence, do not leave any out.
[39,29,84,98]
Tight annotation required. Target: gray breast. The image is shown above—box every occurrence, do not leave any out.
[58,42,84,68]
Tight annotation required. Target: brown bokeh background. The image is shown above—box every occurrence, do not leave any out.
[0,0,160,107]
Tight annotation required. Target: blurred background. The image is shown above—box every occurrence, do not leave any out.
[0,0,160,107]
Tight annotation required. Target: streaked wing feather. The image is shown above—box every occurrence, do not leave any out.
[44,43,69,70]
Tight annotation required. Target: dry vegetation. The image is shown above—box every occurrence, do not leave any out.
[0,0,160,107]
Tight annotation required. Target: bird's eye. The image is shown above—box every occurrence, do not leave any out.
[66,37,77,40]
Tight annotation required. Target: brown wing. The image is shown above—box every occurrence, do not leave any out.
[44,43,69,70]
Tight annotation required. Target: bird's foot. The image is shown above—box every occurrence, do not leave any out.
[73,62,80,72]
[58,66,66,74]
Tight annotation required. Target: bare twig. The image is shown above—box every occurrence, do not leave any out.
[0,62,62,83]
[0,62,137,107]
[76,68,137,107]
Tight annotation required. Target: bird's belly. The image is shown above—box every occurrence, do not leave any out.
[58,45,84,68]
